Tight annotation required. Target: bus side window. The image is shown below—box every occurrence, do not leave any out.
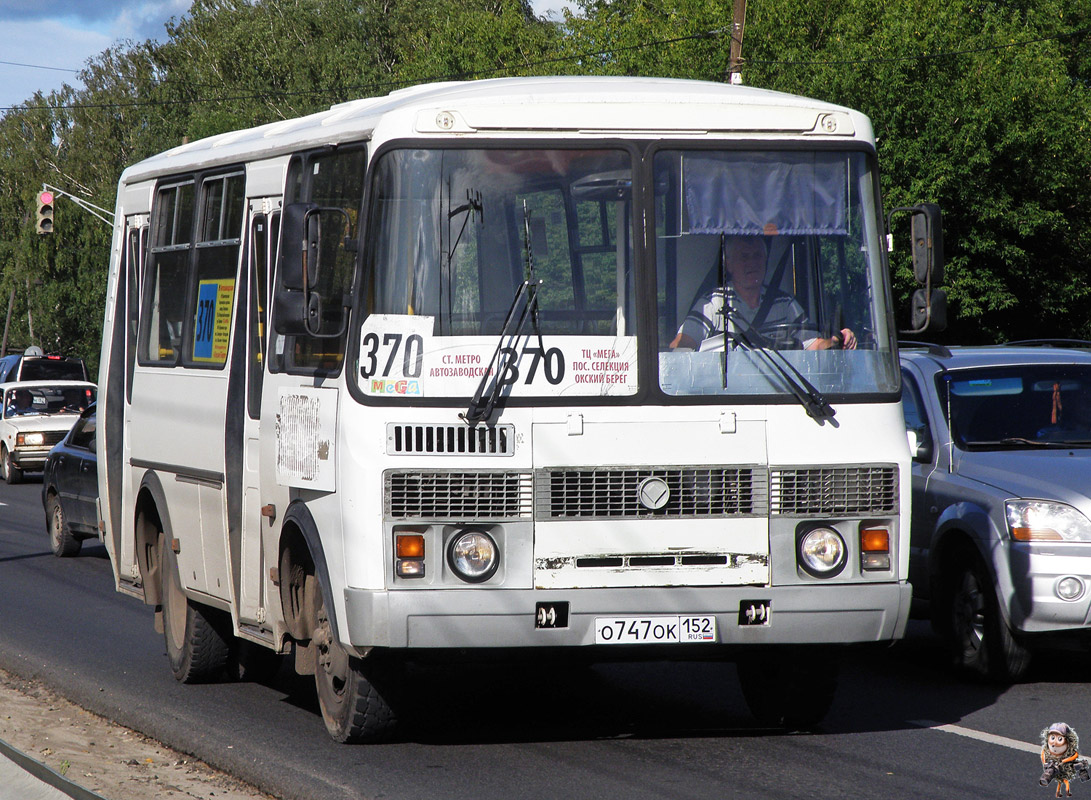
[248,211,278,417]
[125,222,146,402]
[139,181,194,365]
[186,172,244,368]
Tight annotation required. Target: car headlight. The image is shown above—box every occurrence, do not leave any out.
[1006,500,1091,542]
[447,530,499,583]
[16,432,45,446]
[798,527,847,577]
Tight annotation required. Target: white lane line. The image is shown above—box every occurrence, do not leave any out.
[910,719,1041,754]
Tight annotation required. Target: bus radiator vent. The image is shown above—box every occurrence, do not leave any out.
[388,423,516,456]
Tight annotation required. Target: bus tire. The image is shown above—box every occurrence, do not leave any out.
[47,494,82,557]
[737,650,838,730]
[160,534,230,683]
[310,577,398,743]
[2,446,21,485]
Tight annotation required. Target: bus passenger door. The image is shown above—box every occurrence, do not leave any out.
[236,202,280,632]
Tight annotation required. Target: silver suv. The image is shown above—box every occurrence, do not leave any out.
[900,342,1091,681]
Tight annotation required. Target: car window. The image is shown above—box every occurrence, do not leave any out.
[19,358,86,381]
[70,413,97,452]
[943,364,1091,449]
[901,372,929,431]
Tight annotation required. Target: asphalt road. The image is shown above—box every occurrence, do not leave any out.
[2,477,1089,800]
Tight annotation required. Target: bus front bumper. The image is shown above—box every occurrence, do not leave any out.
[341,582,912,650]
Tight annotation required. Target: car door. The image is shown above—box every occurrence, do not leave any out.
[901,366,941,599]
[55,410,96,531]
[70,410,98,531]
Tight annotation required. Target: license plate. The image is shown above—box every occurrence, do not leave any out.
[594,615,717,644]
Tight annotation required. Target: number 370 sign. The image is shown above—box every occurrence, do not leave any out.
[358,314,638,398]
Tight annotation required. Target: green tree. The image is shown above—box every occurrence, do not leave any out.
[742,0,1091,342]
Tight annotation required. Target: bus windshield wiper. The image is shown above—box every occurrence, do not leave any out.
[461,201,544,425]
[461,279,541,424]
[722,305,836,424]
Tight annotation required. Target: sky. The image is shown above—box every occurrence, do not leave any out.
[0,0,575,112]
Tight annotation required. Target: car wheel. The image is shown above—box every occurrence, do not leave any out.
[47,494,82,557]
[1,446,21,485]
[948,555,1031,682]
[159,533,231,683]
[738,650,839,729]
[310,573,399,743]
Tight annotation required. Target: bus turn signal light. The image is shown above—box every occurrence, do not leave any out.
[396,534,425,558]
[860,527,890,571]
[396,534,426,578]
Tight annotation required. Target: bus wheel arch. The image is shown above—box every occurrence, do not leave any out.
[278,521,318,645]
[277,503,336,669]
[275,505,400,742]
[134,479,169,612]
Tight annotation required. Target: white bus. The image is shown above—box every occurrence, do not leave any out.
[98,77,940,742]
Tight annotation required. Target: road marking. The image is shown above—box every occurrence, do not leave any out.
[910,720,1040,754]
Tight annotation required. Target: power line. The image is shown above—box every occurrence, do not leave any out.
[0,59,80,74]
[2,27,729,113]
[743,24,1090,68]
[2,22,1087,114]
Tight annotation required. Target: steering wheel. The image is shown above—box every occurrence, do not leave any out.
[753,321,807,349]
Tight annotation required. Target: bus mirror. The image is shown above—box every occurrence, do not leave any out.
[279,202,321,291]
[273,285,350,338]
[909,287,947,333]
[910,203,944,286]
[272,291,311,336]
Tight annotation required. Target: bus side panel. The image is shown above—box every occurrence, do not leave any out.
[129,369,230,599]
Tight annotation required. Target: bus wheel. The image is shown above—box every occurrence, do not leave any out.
[47,494,82,557]
[737,650,838,730]
[1,446,21,485]
[160,534,230,683]
[310,579,398,743]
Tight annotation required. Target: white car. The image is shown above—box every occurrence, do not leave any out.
[1,381,97,484]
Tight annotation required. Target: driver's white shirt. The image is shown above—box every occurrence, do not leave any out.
[677,285,817,348]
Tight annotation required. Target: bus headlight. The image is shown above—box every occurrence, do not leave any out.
[798,527,847,577]
[447,530,499,583]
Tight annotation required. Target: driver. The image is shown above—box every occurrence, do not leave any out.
[668,236,856,351]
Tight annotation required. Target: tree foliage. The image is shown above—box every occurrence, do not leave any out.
[0,0,1088,368]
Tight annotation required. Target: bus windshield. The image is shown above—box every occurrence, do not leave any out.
[361,147,637,400]
[655,149,898,398]
[358,145,898,402]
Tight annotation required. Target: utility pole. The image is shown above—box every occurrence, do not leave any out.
[1,289,13,357]
[728,0,747,84]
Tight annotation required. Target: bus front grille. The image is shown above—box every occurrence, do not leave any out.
[387,423,515,456]
[385,470,533,519]
[770,465,898,516]
[535,466,768,520]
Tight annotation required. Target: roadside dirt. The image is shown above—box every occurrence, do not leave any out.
[0,668,277,800]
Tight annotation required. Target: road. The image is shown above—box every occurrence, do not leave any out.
[2,477,1088,800]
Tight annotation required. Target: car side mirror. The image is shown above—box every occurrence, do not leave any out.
[907,426,933,462]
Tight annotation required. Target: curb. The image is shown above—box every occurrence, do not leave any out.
[0,736,108,800]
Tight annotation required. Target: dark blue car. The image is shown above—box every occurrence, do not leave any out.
[41,404,99,557]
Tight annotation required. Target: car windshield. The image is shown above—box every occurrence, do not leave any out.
[944,364,1091,449]
[3,385,96,418]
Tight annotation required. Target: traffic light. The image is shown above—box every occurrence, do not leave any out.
[36,190,54,235]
